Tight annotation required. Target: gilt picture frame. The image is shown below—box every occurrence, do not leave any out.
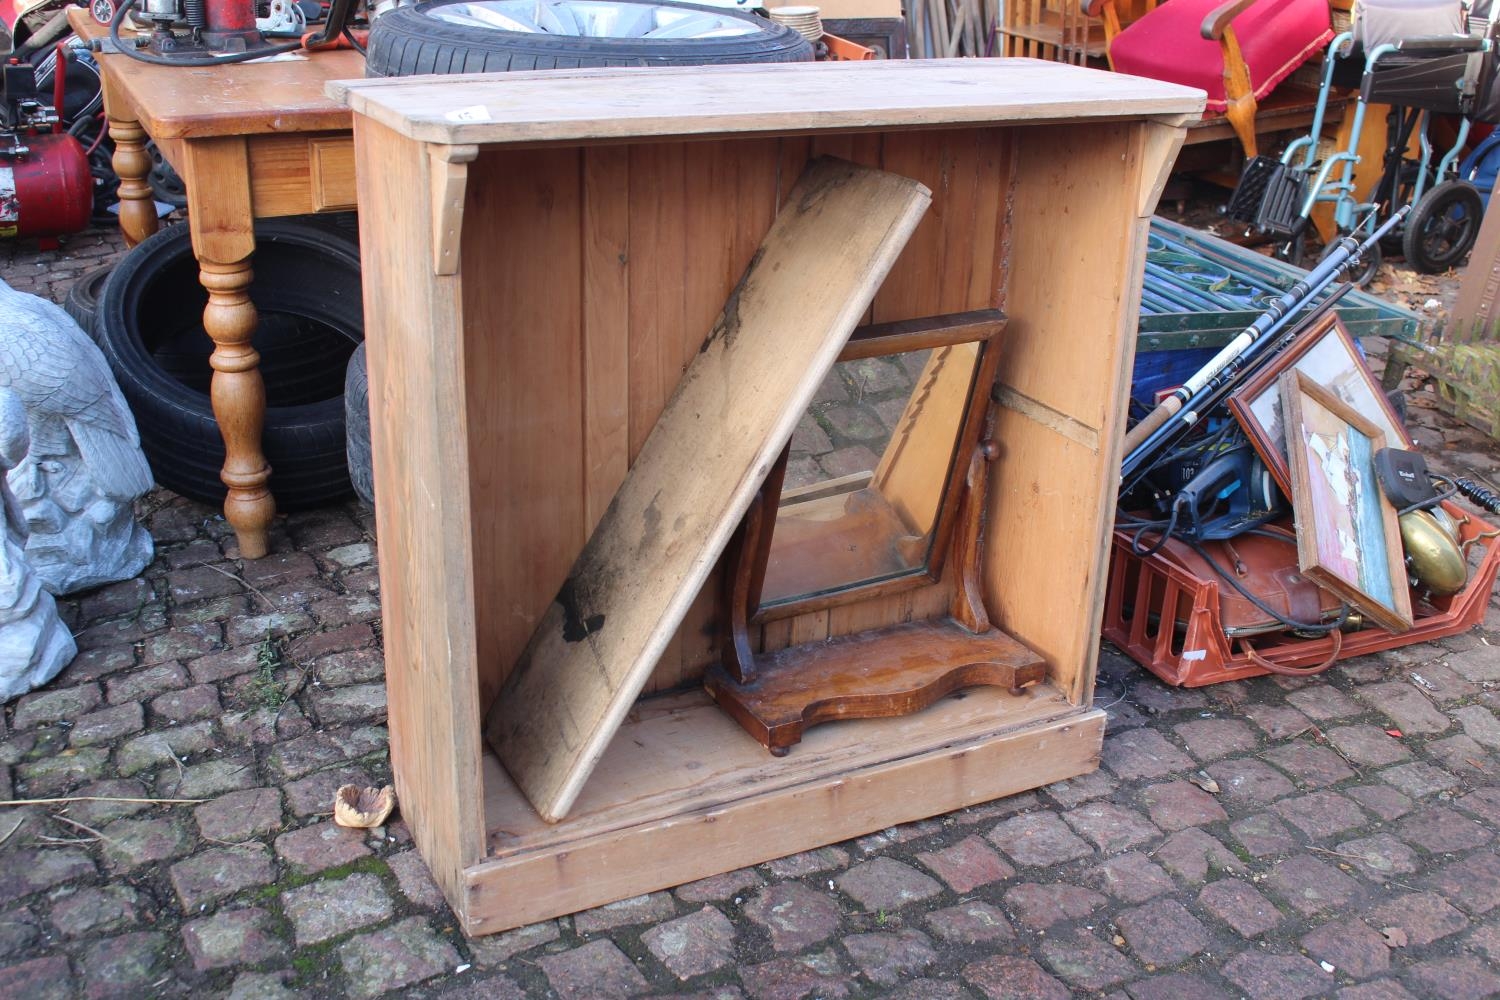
[1281,369,1413,633]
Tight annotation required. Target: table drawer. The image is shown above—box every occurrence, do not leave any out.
[249,133,356,216]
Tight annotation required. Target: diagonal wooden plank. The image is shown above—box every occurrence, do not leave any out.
[484,156,932,823]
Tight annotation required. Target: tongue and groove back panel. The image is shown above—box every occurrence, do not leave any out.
[483,157,934,822]
[459,128,1012,714]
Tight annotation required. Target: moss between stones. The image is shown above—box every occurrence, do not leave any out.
[261,854,390,900]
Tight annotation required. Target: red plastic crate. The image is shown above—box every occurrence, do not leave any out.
[1102,502,1500,687]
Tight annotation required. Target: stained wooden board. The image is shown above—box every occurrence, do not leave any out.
[484,158,933,823]
[331,59,1205,147]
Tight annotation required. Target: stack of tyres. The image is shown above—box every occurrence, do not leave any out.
[90,215,365,509]
[63,263,113,337]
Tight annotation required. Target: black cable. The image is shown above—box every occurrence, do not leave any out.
[1127,396,1245,498]
[1120,423,1285,567]
[1176,417,1241,464]
[341,26,366,54]
[1240,523,1297,543]
[1130,417,1236,489]
[109,0,304,67]
[1129,498,1183,559]
[303,0,360,49]
[1396,476,1459,518]
[1455,476,1500,514]
[1120,409,1348,636]
[1121,518,1347,633]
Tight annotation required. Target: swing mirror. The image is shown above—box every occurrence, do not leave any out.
[751,311,1006,622]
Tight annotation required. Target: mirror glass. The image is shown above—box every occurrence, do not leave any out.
[759,341,982,613]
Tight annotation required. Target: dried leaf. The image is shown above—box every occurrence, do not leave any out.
[1382,927,1408,948]
[333,784,396,829]
[1189,773,1221,795]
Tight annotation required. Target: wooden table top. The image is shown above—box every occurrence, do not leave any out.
[332,57,1206,147]
[70,6,363,140]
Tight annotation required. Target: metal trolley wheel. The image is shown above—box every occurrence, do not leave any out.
[1403,179,1484,274]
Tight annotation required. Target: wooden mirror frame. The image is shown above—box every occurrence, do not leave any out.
[735,309,1006,627]
[708,307,1053,754]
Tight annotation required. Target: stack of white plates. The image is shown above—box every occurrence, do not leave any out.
[770,5,824,41]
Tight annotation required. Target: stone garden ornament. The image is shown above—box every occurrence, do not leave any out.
[0,278,154,595]
[0,387,76,701]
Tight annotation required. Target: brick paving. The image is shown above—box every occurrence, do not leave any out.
[6,220,1500,997]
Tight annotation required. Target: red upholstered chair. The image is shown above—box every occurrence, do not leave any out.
[1080,0,1334,157]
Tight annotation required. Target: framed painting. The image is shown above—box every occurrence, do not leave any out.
[1281,369,1413,633]
[1228,312,1412,495]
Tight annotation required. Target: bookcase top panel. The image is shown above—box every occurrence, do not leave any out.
[332,57,1205,146]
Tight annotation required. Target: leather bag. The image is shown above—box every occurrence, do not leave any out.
[1147,522,1349,675]
[1152,524,1344,637]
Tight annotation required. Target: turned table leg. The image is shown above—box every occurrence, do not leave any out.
[200,258,275,558]
[182,137,276,559]
[108,116,158,248]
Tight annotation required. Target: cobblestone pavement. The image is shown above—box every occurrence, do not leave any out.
[789,352,934,490]
[7,221,1500,999]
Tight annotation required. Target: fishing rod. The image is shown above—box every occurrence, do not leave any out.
[1123,210,1405,458]
[1121,279,1357,497]
[1121,207,1408,486]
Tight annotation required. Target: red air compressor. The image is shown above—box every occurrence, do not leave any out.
[0,54,92,247]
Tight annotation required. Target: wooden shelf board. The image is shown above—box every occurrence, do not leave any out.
[463,693,1102,935]
[480,680,1076,858]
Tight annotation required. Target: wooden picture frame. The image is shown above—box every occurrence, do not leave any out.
[1281,370,1413,633]
[1228,312,1412,495]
